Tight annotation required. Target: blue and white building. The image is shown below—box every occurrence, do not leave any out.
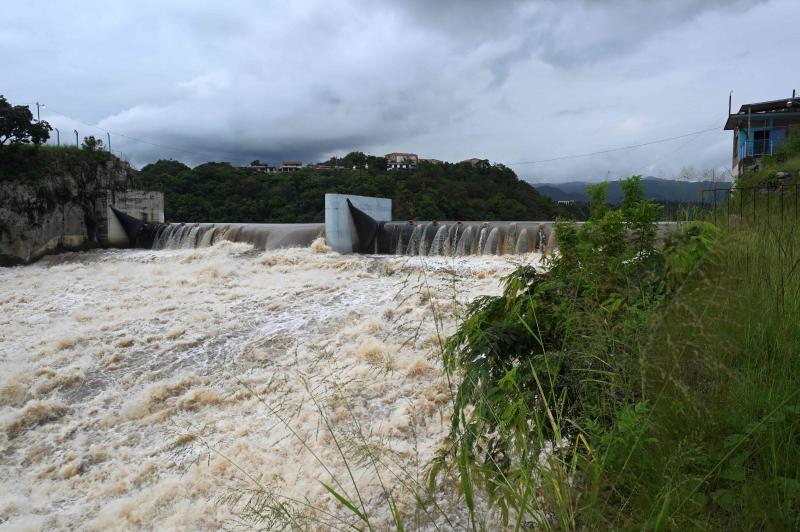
[725,93,800,176]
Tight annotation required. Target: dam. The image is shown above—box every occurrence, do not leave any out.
[149,219,556,255]
[138,193,558,256]
[136,192,676,258]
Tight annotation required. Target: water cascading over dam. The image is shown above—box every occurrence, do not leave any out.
[365,220,554,256]
[114,193,556,256]
[341,196,555,255]
[149,222,326,252]
[144,219,554,256]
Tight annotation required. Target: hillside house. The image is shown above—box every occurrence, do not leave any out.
[385,152,418,170]
[725,93,800,176]
[241,164,277,173]
[280,161,303,172]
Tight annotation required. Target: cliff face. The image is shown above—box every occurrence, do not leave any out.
[0,150,136,265]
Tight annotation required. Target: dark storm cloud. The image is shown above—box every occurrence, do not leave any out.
[1,0,797,181]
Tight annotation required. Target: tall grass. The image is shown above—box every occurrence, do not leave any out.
[432,172,800,529]
[575,215,800,529]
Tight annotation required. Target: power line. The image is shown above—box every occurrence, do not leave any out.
[509,125,722,166]
[633,118,723,175]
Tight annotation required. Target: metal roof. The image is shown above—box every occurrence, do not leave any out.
[724,97,800,130]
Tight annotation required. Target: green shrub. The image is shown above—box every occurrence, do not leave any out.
[432,162,800,529]
[432,176,685,524]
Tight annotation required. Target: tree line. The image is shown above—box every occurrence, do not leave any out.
[138,154,563,223]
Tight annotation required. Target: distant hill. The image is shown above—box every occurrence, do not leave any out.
[138,154,560,223]
[532,177,732,204]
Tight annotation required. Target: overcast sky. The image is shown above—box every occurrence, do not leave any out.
[2,0,798,182]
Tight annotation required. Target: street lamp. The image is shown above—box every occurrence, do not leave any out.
[35,102,45,122]
[54,128,60,147]
[74,129,79,148]
[107,132,111,153]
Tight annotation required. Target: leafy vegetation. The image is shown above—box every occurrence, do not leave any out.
[0,95,51,148]
[0,144,119,183]
[432,176,677,523]
[81,135,106,152]
[430,163,800,529]
[138,154,560,223]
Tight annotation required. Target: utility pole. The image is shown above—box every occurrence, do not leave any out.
[54,128,60,147]
[74,129,79,148]
[35,102,42,122]
[107,132,111,153]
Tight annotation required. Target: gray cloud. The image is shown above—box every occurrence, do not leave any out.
[1,0,797,182]
[529,0,764,68]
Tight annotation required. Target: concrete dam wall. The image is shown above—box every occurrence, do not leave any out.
[145,194,557,257]
[0,156,164,265]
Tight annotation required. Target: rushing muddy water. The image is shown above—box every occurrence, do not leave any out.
[0,239,540,530]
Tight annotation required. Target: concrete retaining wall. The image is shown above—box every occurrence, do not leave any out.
[99,190,164,246]
[325,193,391,253]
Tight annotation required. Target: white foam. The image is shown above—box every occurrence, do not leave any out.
[0,243,522,529]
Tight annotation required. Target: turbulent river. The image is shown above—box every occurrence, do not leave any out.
[0,239,539,530]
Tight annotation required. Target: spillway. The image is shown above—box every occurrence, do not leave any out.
[134,216,674,258]
[376,221,555,255]
[114,194,557,257]
[146,220,554,256]
[151,222,325,251]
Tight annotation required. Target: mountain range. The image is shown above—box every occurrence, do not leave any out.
[532,177,732,204]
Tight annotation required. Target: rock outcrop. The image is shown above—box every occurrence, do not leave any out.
[0,150,136,265]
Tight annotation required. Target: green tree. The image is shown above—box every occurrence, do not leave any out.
[586,181,610,220]
[620,175,661,253]
[620,174,644,214]
[81,135,105,152]
[0,95,52,147]
[341,151,368,168]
